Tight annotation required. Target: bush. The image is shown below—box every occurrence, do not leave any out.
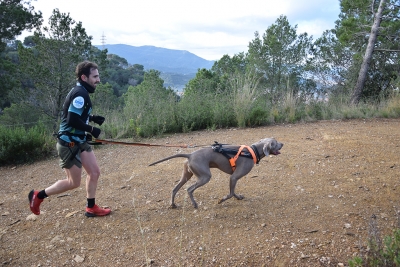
[306,101,327,120]
[247,105,269,127]
[0,124,54,165]
[176,93,214,132]
[380,94,400,118]
[349,215,400,267]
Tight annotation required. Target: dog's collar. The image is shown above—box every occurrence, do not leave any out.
[250,144,261,164]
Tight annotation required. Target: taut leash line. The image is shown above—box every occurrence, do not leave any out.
[91,138,202,148]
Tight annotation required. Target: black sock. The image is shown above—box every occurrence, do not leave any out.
[37,190,48,199]
[87,198,95,208]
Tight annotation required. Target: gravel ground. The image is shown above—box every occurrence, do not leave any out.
[1,118,400,266]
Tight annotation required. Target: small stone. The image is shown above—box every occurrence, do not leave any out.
[301,253,310,259]
[26,214,38,221]
[65,211,79,218]
[50,235,63,243]
[74,255,85,263]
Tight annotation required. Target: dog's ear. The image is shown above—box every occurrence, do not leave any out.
[263,141,271,157]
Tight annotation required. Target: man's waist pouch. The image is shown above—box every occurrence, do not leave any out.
[57,138,78,147]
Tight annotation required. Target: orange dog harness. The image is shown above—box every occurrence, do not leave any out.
[229,145,258,171]
[212,142,260,172]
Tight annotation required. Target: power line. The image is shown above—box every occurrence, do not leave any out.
[101,32,106,50]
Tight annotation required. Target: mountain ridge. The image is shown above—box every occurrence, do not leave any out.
[95,44,215,75]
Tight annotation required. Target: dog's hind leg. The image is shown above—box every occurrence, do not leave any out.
[186,168,212,209]
[170,161,193,209]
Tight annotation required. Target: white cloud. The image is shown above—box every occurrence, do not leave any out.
[19,0,340,60]
[296,19,335,38]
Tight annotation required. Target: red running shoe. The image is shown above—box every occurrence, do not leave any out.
[28,190,43,215]
[85,204,111,217]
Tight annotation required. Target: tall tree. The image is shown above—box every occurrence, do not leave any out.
[351,0,387,104]
[0,0,42,110]
[123,70,176,137]
[247,15,314,101]
[336,0,400,103]
[211,53,248,94]
[0,0,42,51]
[17,9,106,128]
[310,29,354,99]
[184,68,220,96]
[101,54,145,96]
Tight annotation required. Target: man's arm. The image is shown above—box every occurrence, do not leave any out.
[67,112,101,138]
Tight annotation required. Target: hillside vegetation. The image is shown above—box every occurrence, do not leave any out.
[1,1,400,167]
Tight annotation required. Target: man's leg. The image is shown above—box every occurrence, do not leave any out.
[28,165,82,215]
[81,150,100,199]
[45,165,82,195]
[81,150,111,217]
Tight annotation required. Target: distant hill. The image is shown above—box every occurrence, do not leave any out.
[95,44,215,74]
[95,44,215,91]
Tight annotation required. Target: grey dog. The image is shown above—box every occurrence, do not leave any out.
[149,138,283,209]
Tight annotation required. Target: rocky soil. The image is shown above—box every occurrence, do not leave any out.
[1,118,400,266]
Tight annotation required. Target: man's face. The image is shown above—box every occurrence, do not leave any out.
[81,68,100,88]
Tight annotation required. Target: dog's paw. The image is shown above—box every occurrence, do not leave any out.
[169,204,178,209]
[234,194,244,200]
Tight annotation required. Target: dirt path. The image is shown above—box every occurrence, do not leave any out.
[1,118,400,266]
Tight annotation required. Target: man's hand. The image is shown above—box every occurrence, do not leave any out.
[91,127,101,138]
[90,115,105,126]
[86,134,93,141]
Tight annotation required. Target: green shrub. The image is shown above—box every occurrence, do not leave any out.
[306,101,326,120]
[176,93,214,131]
[270,107,284,123]
[0,124,54,165]
[210,94,236,128]
[380,94,400,118]
[247,105,269,127]
[349,229,400,266]
[349,214,400,267]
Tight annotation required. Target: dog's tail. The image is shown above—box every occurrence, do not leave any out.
[149,154,191,166]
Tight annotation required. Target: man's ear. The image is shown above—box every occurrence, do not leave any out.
[80,74,88,82]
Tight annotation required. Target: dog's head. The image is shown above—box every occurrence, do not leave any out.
[260,138,283,157]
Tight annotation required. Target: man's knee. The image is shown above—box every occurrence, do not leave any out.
[69,179,81,189]
[87,168,100,180]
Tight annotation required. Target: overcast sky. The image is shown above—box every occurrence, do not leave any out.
[20,0,341,61]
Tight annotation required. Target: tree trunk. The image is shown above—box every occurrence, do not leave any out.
[350,0,386,105]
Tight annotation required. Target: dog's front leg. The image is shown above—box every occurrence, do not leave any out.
[218,175,244,204]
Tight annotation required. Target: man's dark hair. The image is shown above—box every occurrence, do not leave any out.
[75,61,98,81]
